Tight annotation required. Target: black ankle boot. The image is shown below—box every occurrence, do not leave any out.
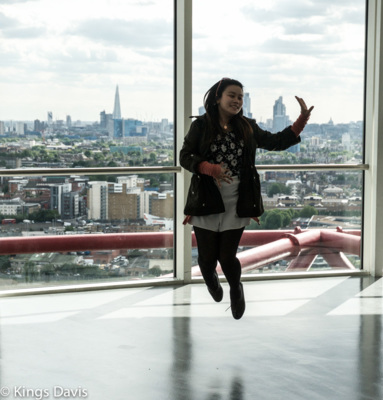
[230,282,245,320]
[207,271,223,302]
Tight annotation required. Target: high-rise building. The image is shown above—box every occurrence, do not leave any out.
[61,191,79,219]
[87,181,108,220]
[34,120,41,132]
[100,111,107,128]
[160,119,169,132]
[113,85,122,120]
[342,133,351,151]
[149,192,174,218]
[66,115,72,128]
[108,183,141,220]
[272,96,289,132]
[107,118,114,139]
[47,111,53,126]
[100,110,113,129]
[123,119,145,137]
[50,183,71,214]
[16,122,25,135]
[113,119,123,138]
[100,111,113,135]
[243,92,252,118]
[0,121,4,135]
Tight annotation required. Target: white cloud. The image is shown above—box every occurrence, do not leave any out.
[192,0,365,124]
[0,0,36,3]
[0,0,366,124]
[2,26,46,38]
[68,18,172,51]
[0,11,18,29]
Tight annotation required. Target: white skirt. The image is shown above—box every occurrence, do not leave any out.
[191,176,251,232]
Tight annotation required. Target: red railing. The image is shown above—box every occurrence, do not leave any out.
[0,226,361,274]
[223,226,360,275]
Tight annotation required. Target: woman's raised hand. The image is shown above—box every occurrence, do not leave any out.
[295,96,314,118]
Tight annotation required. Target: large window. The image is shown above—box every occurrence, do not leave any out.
[0,0,373,291]
[192,0,366,275]
[0,0,175,289]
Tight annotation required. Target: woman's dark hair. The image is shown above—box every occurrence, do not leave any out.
[202,78,252,145]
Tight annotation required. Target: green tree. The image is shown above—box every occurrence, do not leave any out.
[281,211,291,227]
[299,206,318,218]
[94,153,105,162]
[29,209,60,222]
[20,149,33,158]
[267,183,291,197]
[265,211,283,229]
[286,208,299,219]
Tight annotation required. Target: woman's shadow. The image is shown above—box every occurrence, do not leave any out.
[206,375,244,400]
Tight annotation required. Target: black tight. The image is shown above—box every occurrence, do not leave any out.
[193,226,244,293]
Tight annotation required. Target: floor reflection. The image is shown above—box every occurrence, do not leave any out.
[171,286,193,400]
[229,376,244,400]
[358,277,383,400]
[204,376,244,400]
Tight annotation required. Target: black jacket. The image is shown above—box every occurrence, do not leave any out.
[179,115,301,217]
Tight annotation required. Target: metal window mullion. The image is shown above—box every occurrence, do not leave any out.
[364,0,383,276]
[175,0,192,283]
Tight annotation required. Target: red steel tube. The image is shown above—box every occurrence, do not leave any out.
[319,230,360,255]
[0,229,361,262]
[0,232,174,255]
[191,237,302,276]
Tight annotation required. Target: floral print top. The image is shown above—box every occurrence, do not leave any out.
[207,131,245,177]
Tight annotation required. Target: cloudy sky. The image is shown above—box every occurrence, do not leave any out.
[0,0,365,125]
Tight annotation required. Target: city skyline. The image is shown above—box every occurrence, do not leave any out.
[0,87,364,129]
[0,0,365,124]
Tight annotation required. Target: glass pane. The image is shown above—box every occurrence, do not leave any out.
[0,0,175,290]
[0,173,174,290]
[0,0,174,167]
[191,0,365,280]
[193,0,365,163]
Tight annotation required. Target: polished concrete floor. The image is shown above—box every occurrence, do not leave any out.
[0,276,382,400]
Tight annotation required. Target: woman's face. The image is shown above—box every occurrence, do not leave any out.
[217,85,243,119]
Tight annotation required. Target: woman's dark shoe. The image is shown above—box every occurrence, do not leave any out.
[207,272,223,302]
[230,282,245,320]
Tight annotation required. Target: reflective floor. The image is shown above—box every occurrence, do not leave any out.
[0,276,382,400]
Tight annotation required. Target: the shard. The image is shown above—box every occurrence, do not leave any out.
[113,85,121,119]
